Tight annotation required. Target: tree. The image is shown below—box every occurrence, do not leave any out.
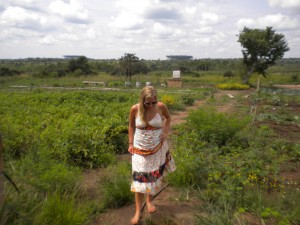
[68,56,91,75]
[237,26,289,84]
[119,53,140,80]
[223,71,235,78]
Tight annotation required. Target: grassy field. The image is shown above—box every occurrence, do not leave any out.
[0,73,299,225]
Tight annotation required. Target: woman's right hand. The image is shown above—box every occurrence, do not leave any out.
[128,144,134,154]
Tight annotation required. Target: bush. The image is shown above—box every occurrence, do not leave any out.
[187,108,249,147]
[291,74,298,83]
[216,83,250,90]
[181,95,195,106]
[223,71,235,78]
[161,94,184,111]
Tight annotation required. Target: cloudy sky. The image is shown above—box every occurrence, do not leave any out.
[0,0,299,59]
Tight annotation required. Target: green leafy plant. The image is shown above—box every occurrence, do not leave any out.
[101,162,133,208]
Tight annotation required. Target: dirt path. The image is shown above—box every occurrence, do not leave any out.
[273,84,300,89]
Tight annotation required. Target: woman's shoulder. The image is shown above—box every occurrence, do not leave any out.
[157,101,170,117]
[130,104,139,113]
[157,101,167,109]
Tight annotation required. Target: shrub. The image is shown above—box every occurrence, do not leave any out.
[223,71,235,78]
[161,94,175,106]
[291,74,298,83]
[187,108,249,147]
[167,133,208,188]
[161,94,184,111]
[216,83,250,90]
[181,95,195,106]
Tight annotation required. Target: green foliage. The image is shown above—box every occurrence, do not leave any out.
[12,151,81,193]
[181,95,195,106]
[0,91,136,168]
[160,94,185,111]
[34,192,89,225]
[0,67,20,76]
[119,53,140,80]
[167,133,208,188]
[291,74,298,83]
[238,26,289,84]
[68,56,91,75]
[4,156,84,225]
[102,162,133,208]
[216,83,250,90]
[223,71,235,78]
[1,57,299,87]
[170,91,299,225]
[187,108,249,147]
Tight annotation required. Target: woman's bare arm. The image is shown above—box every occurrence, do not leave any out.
[158,102,171,142]
[128,104,137,154]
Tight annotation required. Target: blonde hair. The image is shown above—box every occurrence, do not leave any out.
[138,86,157,124]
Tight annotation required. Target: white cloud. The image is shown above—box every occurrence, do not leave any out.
[109,11,144,30]
[39,36,57,45]
[85,28,97,40]
[201,12,220,25]
[268,0,300,9]
[237,14,298,30]
[0,6,52,30]
[49,0,91,24]
[152,22,175,38]
[0,0,299,59]
[115,0,151,13]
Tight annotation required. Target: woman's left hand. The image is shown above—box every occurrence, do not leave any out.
[160,132,167,143]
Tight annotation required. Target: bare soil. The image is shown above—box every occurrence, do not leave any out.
[85,86,300,225]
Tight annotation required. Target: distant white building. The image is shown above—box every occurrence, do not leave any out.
[63,55,84,59]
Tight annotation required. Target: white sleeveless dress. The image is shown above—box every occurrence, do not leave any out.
[131,113,176,194]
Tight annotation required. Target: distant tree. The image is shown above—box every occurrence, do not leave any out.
[0,67,20,76]
[223,71,235,78]
[68,56,91,75]
[119,53,140,80]
[237,26,289,84]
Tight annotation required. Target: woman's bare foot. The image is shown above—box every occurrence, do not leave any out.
[130,213,141,225]
[147,203,157,214]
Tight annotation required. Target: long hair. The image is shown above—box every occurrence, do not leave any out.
[138,86,157,124]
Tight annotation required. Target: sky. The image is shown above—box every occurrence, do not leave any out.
[0,0,299,60]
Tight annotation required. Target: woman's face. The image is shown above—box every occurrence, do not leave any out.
[144,96,157,108]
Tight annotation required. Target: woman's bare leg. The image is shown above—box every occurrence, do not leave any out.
[146,194,156,213]
[131,192,144,224]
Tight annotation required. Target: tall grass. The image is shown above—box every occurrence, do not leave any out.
[101,162,133,208]
[35,192,89,225]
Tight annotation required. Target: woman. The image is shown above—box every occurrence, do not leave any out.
[128,86,176,224]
